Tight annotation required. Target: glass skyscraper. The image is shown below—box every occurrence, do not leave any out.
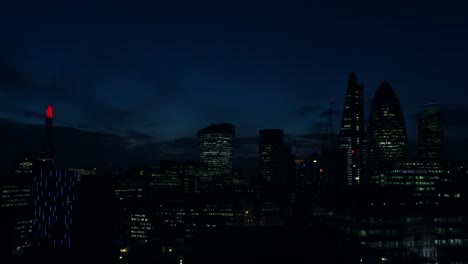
[338,73,366,185]
[198,123,235,186]
[367,82,408,185]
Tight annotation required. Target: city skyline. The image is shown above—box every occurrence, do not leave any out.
[2,2,468,263]
[1,1,468,169]
[1,73,467,170]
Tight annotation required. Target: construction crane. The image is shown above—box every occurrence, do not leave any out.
[325,99,337,148]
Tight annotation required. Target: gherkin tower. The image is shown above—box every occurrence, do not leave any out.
[367,82,408,185]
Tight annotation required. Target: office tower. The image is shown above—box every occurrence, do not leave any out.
[367,82,408,185]
[338,73,366,185]
[259,129,283,184]
[0,158,34,256]
[418,103,443,160]
[198,123,235,187]
[179,162,199,193]
[259,129,294,186]
[148,161,183,193]
[32,169,77,249]
[128,213,153,244]
[385,160,443,198]
[39,104,54,166]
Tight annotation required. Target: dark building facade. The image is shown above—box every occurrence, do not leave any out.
[259,129,289,184]
[367,82,408,185]
[418,103,443,160]
[338,73,366,185]
[0,158,34,256]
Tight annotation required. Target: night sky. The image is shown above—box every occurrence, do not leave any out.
[1,0,468,169]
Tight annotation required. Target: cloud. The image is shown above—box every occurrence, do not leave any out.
[0,63,74,99]
[440,104,468,131]
[125,129,155,143]
[0,56,185,142]
[287,133,329,142]
[159,137,199,160]
[235,136,258,158]
[20,110,44,120]
[406,111,420,120]
[0,63,38,95]
[296,105,321,116]
[318,109,339,118]
[310,121,328,131]
[0,117,166,169]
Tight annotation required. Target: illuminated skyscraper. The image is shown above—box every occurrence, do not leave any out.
[32,105,77,251]
[367,82,408,185]
[338,73,366,185]
[0,158,34,256]
[198,123,235,186]
[39,105,54,166]
[418,103,443,160]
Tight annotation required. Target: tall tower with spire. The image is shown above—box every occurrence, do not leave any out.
[32,105,77,254]
[338,73,366,185]
[39,104,54,166]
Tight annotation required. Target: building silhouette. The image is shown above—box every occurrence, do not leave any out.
[338,72,366,185]
[259,129,283,184]
[366,82,408,185]
[198,123,235,188]
[0,158,34,256]
[418,103,443,160]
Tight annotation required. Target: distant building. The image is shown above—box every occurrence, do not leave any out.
[338,72,366,185]
[295,159,311,187]
[367,82,408,185]
[198,123,235,187]
[128,213,153,245]
[0,158,34,256]
[418,104,443,160]
[259,129,290,186]
[149,161,183,193]
[179,162,200,193]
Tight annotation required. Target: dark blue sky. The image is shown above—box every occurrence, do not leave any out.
[1,0,468,168]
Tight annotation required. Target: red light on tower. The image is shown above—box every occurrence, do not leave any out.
[350,149,355,155]
[319,168,324,174]
[45,104,53,119]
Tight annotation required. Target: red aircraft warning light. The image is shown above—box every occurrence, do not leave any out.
[350,149,355,155]
[46,104,53,119]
